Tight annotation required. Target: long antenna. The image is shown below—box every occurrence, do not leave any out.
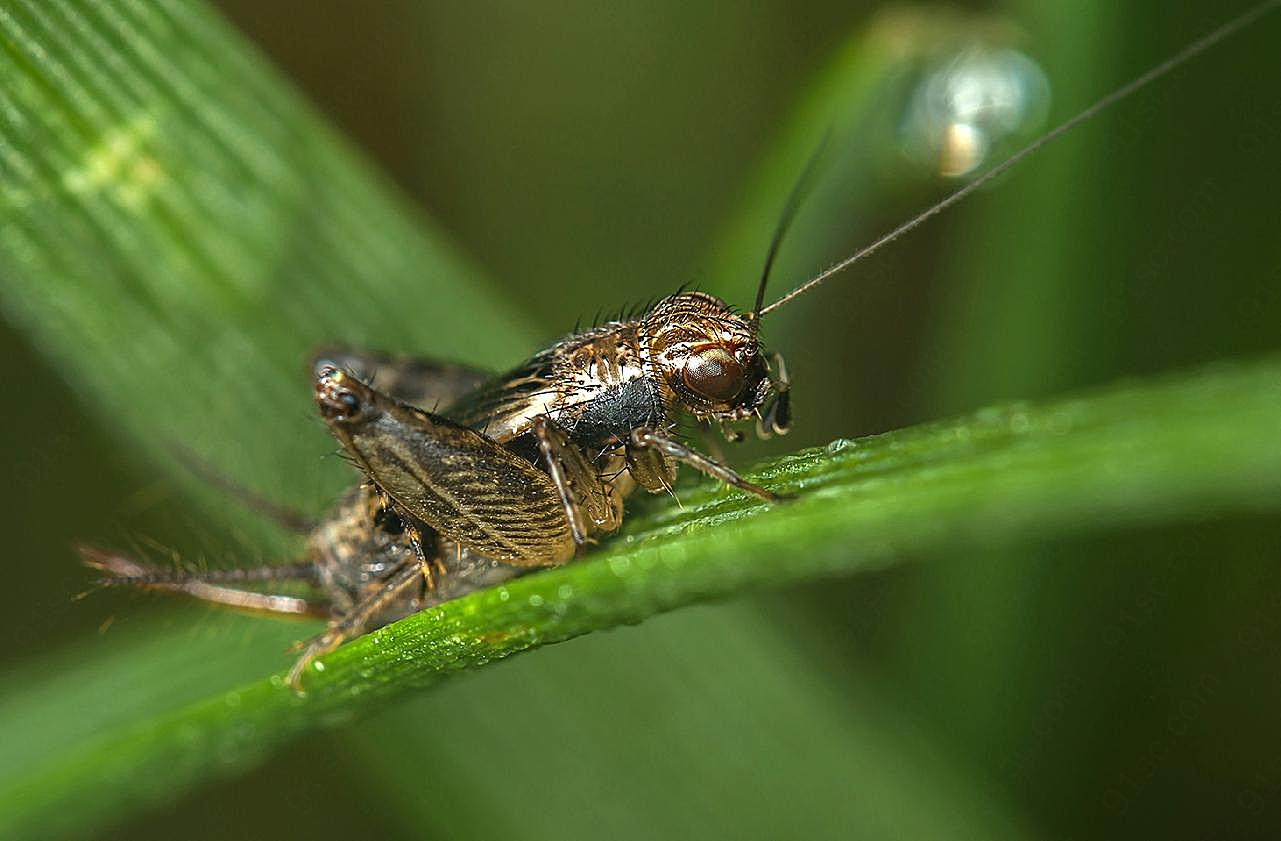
[750,130,830,321]
[758,0,1279,317]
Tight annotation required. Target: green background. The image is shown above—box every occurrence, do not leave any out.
[2,1,1279,838]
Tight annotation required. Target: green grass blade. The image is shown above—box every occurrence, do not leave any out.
[1,356,1278,839]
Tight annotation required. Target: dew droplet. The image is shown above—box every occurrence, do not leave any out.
[901,47,1051,178]
[825,438,854,456]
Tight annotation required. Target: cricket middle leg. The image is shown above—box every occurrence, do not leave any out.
[629,427,782,502]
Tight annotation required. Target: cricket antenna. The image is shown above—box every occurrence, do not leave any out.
[758,0,1279,317]
[749,130,831,324]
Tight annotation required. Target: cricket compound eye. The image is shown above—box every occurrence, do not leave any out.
[682,348,746,404]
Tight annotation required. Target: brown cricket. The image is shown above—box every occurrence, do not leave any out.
[87,289,792,688]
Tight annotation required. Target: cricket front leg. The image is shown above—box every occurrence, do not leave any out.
[314,365,577,567]
[757,351,792,439]
[629,427,782,502]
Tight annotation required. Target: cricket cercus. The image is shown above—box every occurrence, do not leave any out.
[82,3,1278,689]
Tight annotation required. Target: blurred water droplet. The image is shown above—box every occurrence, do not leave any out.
[825,438,855,456]
[901,47,1050,178]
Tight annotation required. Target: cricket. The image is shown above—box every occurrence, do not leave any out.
[82,2,1278,690]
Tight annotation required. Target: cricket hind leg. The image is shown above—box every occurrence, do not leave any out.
[286,556,426,690]
[79,546,328,618]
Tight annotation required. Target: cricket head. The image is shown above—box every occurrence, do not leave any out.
[641,291,789,436]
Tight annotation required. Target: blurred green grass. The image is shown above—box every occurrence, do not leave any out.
[2,1,1280,839]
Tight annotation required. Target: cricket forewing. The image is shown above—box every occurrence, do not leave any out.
[316,366,579,566]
